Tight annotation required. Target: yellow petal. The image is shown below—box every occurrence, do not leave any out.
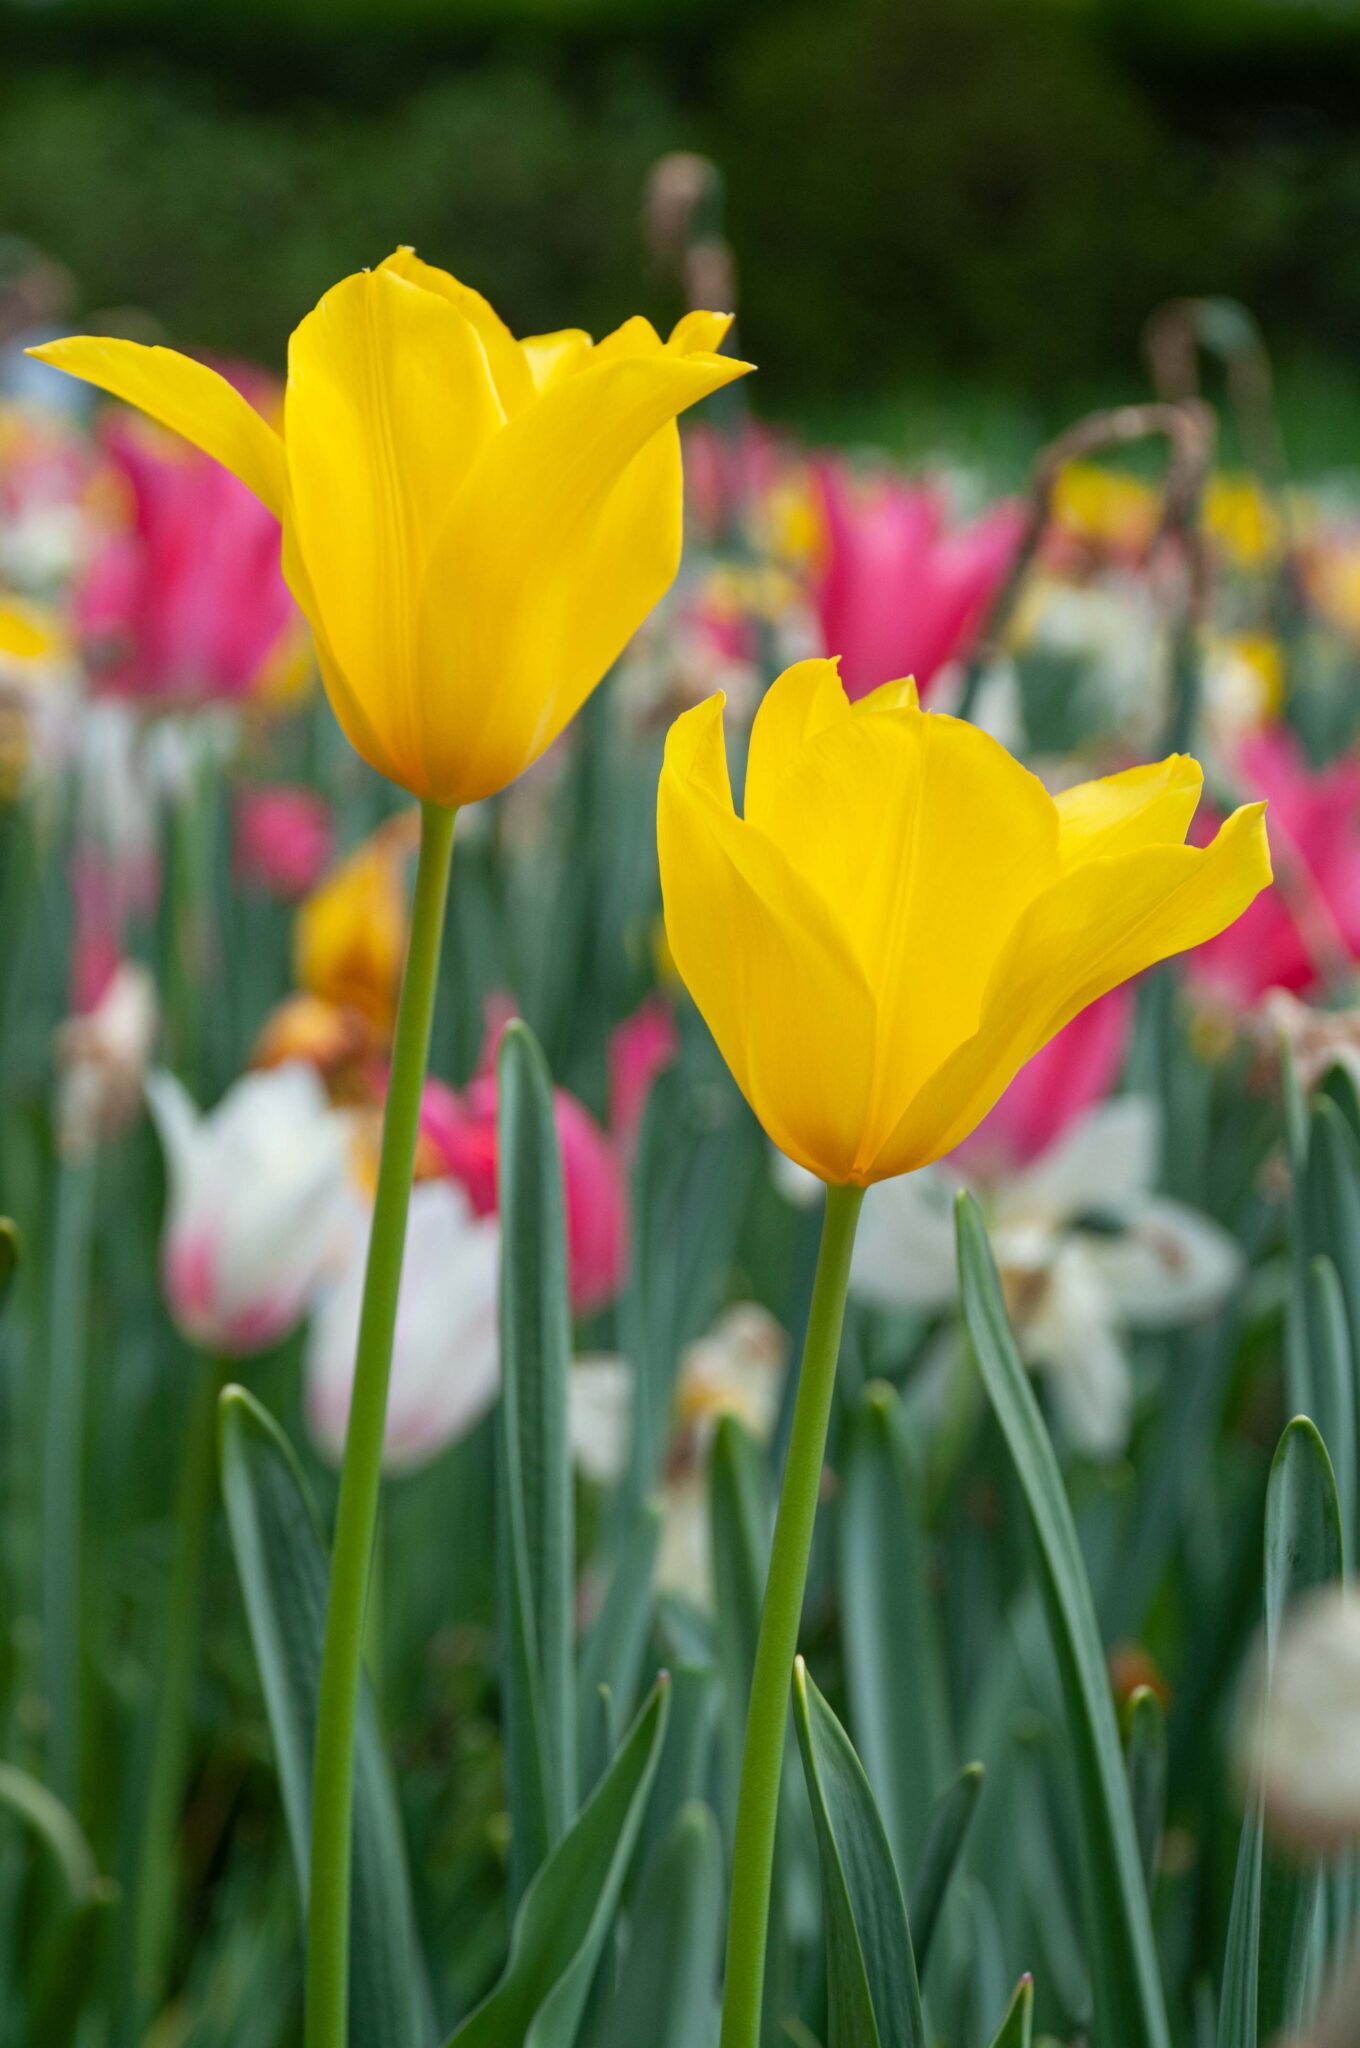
[854,675,920,715]
[666,310,735,356]
[593,315,666,362]
[414,346,753,804]
[748,704,1060,1153]
[285,266,505,796]
[744,658,851,824]
[521,329,593,391]
[1056,755,1203,864]
[378,246,534,416]
[872,802,1272,1177]
[659,696,877,1181]
[26,336,286,518]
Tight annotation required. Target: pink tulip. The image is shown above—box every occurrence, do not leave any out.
[76,383,300,702]
[812,459,1024,700]
[956,986,1133,1177]
[235,785,334,900]
[1192,732,1360,1002]
[419,1005,628,1316]
[608,996,680,1148]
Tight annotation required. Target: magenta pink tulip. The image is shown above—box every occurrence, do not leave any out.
[1193,732,1360,1001]
[608,995,680,1147]
[955,986,1133,1177]
[418,1002,633,1317]
[235,785,334,900]
[77,381,300,702]
[812,458,1024,701]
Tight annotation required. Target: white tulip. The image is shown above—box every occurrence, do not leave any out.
[305,1179,500,1475]
[147,1062,351,1357]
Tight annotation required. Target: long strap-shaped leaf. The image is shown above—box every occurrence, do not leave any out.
[217,1385,431,2048]
[907,1760,984,1976]
[593,1799,724,2048]
[576,1499,662,1795]
[792,1658,926,2048]
[987,1975,1034,2048]
[496,1021,577,1904]
[1220,1416,1343,2048]
[447,1677,671,2048]
[955,1191,1170,2048]
[839,1383,953,1887]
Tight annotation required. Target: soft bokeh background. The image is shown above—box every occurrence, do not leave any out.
[5,0,1360,457]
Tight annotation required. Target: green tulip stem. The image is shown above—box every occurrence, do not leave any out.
[305,798,456,2048]
[719,1178,865,2048]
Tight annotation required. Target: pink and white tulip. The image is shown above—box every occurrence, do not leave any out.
[147,1062,351,1356]
[305,1180,499,1475]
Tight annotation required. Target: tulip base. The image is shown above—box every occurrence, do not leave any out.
[305,799,457,2048]
[718,1178,864,2048]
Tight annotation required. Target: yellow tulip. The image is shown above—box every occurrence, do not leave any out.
[294,814,419,1035]
[28,250,752,805]
[658,658,1272,1186]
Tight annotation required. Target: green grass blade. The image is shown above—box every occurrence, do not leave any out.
[906,1760,984,1975]
[955,1190,1170,2048]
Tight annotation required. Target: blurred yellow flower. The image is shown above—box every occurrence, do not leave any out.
[1051,463,1159,553]
[29,251,752,806]
[658,658,1272,1186]
[1203,473,1282,569]
[294,814,418,1035]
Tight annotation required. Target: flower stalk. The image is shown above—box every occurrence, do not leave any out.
[719,1179,864,2048]
[305,798,456,2048]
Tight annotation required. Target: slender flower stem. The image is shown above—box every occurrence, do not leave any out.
[131,1347,229,2021]
[41,1147,98,1805]
[305,799,456,2048]
[719,1180,865,2048]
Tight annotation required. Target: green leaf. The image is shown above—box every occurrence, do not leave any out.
[987,1975,1034,2048]
[906,1761,984,1975]
[710,1410,773,1829]
[0,1757,117,2045]
[955,1191,1170,2048]
[1257,1418,1343,2041]
[594,1800,723,2048]
[1123,1687,1166,1902]
[217,1385,431,2048]
[577,1500,662,1794]
[0,1215,19,1318]
[447,1677,671,2048]
[792,1658,925,2048]
[496,1020,577,1902]
[1301,1258,1355,1556]
[839,1382,953,1884]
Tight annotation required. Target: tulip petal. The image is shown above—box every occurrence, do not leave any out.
[379,246,535,416]
[749,705,1060,1144]
[26,337,287,519]
[666,310,736,356]
[285,266,505,794]
[872,802,1272,1177]
[416,346,752,804]
[1056,755,1203,864]
[659,695,876,1182]
[522,330,593,391]
[744,658,851,823]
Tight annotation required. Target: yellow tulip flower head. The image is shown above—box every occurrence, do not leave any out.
[28,251,753,806]
[294,813,419,1036]
[658,658,1272,1187]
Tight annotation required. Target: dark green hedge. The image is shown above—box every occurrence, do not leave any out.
[2,0,1359,399]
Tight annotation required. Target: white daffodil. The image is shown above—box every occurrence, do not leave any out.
[565,1303,789,1609]
[1242,1586,1360,1856]
[147,1061,352,1358]
[305,1178,499,1476]
[848,1096,1242,1458]
[56,958,158,1158]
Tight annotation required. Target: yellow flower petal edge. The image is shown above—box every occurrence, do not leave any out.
[29,258,753,806]
[658,661,1272,1187]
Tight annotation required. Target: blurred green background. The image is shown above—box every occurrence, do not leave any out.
[4,0,1360,451]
